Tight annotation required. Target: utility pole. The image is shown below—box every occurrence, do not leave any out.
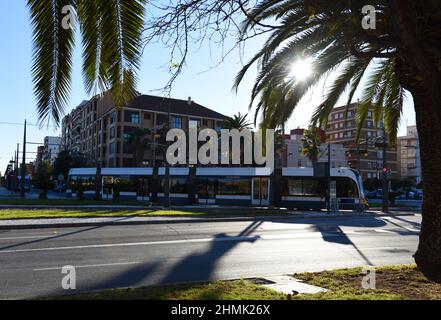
[20,120,27,198]
[15,144,19,174]
[326,143,331,213]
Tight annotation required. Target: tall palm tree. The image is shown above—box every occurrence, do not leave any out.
[301,127,322,164]
[234,0,441,279]
[27,0,146,125]
[222,112,252,130]
[126,128,151,167]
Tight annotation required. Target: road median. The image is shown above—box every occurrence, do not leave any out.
[0,208,419,230]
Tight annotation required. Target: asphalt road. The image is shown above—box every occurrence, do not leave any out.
[0,214,421,299]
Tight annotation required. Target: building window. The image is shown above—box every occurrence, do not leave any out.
[124,111,140,124]
[109,142,115,155]
[156,113,168,126]
[144,112,151,120]
[109,127,115,139]
[189,119,200,129]
[172,116,183,129]
[123,126,136,140]
[132,113,140,124]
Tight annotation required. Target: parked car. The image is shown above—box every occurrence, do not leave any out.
[365,191,378,199]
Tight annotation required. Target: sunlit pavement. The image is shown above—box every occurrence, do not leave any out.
[0,213,420,299]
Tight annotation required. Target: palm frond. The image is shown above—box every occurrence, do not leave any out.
[28,0,75,126]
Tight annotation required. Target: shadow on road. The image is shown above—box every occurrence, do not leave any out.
[0,213,157,251]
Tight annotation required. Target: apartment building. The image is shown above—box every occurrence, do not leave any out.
[397,125,422,184]
[325,103,398,180]
[43,136,62,165]
[284,129,347,168]
[62,92,226,167]
[62,100,89,154]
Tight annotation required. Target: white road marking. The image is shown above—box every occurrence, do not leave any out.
[0,235,54,241]
[0,229,419,254]
[34,261,142,271]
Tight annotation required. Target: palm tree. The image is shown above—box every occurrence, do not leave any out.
[222,112,252,130]
[126,128,151,167]
[27,0,146,125]
[301,127,322,164]
[234,0,441,279]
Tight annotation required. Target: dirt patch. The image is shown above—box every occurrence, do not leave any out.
[294,265,441,300]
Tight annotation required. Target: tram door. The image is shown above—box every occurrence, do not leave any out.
[252,178,270,206]
[198,178,217,204]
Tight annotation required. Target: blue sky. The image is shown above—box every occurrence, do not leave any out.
[0,0,416,174]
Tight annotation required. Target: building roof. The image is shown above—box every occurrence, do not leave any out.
[129,95,227,120]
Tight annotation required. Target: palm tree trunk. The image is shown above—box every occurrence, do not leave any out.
[412,88,441,281]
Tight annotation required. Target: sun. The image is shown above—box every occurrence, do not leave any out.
[289,58,313,81]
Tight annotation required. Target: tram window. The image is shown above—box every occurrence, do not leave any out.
[159,178,188,193]
[286,180,302,196]
[303,179,325,197]
[218,177,251,195]
[336,178,359,198]
[170,178,188,193]
[284,178,326,197]
[71,176,95,192]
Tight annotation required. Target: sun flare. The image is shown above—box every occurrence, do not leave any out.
[289,59,313,81]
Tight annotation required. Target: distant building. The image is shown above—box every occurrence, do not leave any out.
[62,92,226,167]
[397,125,422,184]
[43,136,62,165]
[34,145,45,169]
[284,128,347,168]
[325,103,398,180]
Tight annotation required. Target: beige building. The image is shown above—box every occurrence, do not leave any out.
[325,103,398,180]
[62,92,226,167]
[284,129,347,168]
[397,125,422,184]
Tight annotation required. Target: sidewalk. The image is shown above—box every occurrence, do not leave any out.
[0,210,419,230]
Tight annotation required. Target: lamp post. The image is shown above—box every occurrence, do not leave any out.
[20,120,27,198]
[164,99,172,208]
[381,126,389,213]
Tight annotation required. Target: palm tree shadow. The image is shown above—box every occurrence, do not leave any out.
[159,233,259,285]
[275,216,388,266]
[159,221,263,285]
[48,261,161,298]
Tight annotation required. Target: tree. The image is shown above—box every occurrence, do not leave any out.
[301,127,322,164]
[232,0,441,279]
[222,112,252,130]
[35,161,53,199]
[52,150,87,181]
[126,128,152,167]
[27,0,146,125]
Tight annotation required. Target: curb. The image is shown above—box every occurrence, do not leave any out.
[0,211,419,230]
